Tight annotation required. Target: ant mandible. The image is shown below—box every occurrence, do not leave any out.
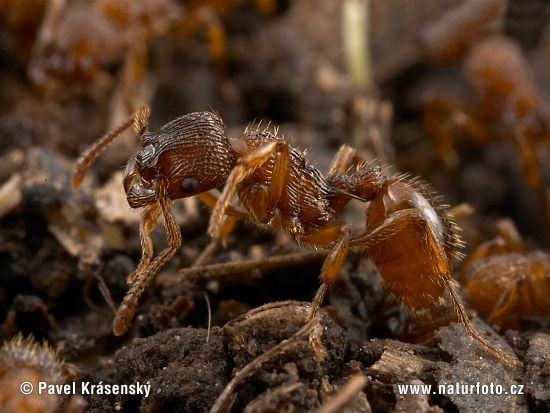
[72,105,516,366]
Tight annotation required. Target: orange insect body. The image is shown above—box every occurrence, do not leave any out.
[365,178,457,310]
[423,33,550,213]
[419,0,506,64]
[28,0,182,97]
[464,36,542,122]
[73,106,517,366]
[461,220,550,328]
[463,252,550,320]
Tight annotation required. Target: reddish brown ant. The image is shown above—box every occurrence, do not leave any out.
[461,219,550,329]
[72,106,516,366]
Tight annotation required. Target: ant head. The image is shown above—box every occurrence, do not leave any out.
[128,111,236,203]
[73,107,237,208]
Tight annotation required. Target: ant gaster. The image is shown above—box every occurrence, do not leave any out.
[73,106,516,366]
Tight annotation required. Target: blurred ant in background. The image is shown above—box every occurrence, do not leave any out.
[417,0,550,235]
[461,218,550,330]
[73,105,516,365]
[28,0,183,113]
[0,0,45,61]
[26,0,277,118]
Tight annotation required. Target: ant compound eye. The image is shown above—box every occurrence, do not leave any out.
[180,177,199,193]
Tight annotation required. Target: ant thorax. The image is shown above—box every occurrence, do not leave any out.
[234,128,360,236]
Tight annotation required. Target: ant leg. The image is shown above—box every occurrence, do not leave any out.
[351,209,517,366]
[488,276,522,327]
[462,219,526,271]
[297,224,352,321]
[461,238,509,272]
[209,140,288,239]
[327,145,357,176]
[194,190,250,266]
[113,183,182,336]
[446,279,517,366]
[198,190,250,220]
[72,115,135,189]
[28,0,66,85]
[422,97,489,168]
[205,140,289,266]
[109,42,151,127]
[197,7,226,61]
[513,125,542,191]
[172,5,226,61]
[266,141,290,214]
[237,142,291,224]
[349,209,423,249]
[495,219,526,253]
[192,216,238,267]
[126,202,162,284]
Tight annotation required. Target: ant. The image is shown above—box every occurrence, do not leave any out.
[418,0,507,65]
[421,23,550,211]
[416,0,550,212]
[72,106,516,366]
[27,0,277,104]
[461,219,550,330]
[28,0,182,107]
[421,35,550,240]
[463,36,550,192]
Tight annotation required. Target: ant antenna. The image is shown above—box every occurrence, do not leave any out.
[72,114,135,190]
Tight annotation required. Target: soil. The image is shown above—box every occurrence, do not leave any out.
[1,0,549,412]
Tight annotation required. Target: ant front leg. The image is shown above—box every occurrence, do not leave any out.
[198,190,250,220]
[195,140,289,268]
[113,181,182,336]
[126,202,161,284]
[193,190,252,266]
[208,140,289,239]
